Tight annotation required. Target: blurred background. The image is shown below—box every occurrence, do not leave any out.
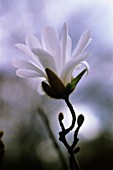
[0,0,113,169]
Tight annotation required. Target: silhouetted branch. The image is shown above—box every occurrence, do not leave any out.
[58,97,84,170]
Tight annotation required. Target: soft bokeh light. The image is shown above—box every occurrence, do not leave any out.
[55,104,102,140]
[75,105,102,139]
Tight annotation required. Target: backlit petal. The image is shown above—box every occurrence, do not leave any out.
[15,44,34,59]
[60,22,68,67]
[72,30,92,58]
[66,35,72,61]
[32,48,57,73]
[16,69,41,78]
[42,26,61,74]
[13,60,45,77]
[25,34,42,49]
[15,43,43,69]
[42,26,60,56]
[80,61,90,75]
[60,52,90,85]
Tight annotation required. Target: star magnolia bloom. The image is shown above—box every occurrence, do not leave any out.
[13,23,92,96]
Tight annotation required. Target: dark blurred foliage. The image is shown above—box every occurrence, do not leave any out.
[78,132,113,170]
[0,131,5,164]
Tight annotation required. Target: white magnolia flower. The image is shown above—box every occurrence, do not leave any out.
[13,23,92,98]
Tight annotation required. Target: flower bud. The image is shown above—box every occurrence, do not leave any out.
[58,112,64,121]
[77,114,84,127]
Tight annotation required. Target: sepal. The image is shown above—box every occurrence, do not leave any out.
[65,69,87,96]
[42,81,60,99]
[42,68,66,99]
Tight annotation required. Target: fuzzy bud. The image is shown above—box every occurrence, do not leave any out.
[58,112,64,121]
[77,114,84,127]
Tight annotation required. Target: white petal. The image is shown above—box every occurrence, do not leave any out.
[42,26,60,56]
[37,78,46,95]
[60,52,90,85]
[72,29,92,58]
[60,22,68,66]
[15,44,34,59]
[42,26,61,74]
[16,69,41,78]
[13,60,45,77]
[66,35,72,61]
[15,43,43,69]
[32,48,57,73]
[80,61,90,75]
[25,34,42,49]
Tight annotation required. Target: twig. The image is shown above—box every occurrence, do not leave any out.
[58,96,83,170]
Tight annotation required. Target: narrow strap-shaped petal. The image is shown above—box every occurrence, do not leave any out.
[60,22,68,67]
[16,69,42,78]
[42,26,61,74]
[60,52,90,85]
[42,26,60,56]
[66,35,72,61]
[13,60,46,77]
[32,48,57,73]
[15,43,43,69]
[25,34,42,49]
[80,61,90,75]
[15,44,34,59]
[72,30,92,58]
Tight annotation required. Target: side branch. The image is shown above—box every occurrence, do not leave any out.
[58,97,83,170]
